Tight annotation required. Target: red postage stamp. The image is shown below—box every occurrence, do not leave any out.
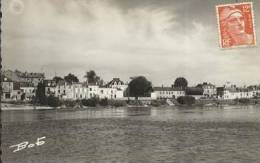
[216,2,256,49]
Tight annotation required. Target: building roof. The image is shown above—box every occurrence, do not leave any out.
[2,70,45,82]
[197,82,215,88]
[18,72,45,78]
[19,82,34,87]
[2,70,20,82]
[106,78,124,87]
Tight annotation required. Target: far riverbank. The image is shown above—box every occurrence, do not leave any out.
[1,98,260,110]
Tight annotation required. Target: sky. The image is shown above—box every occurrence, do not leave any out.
[2,0,260,87]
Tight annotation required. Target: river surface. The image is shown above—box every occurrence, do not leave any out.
[1,105,260,163]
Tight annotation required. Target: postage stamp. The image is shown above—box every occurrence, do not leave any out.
[216,2,256,49]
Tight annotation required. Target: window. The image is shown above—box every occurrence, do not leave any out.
[5,93,11,99]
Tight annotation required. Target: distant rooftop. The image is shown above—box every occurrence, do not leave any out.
[2,69,45,82]
[106,78,125,87]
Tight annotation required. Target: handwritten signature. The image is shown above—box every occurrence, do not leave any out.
[9,136,46,152]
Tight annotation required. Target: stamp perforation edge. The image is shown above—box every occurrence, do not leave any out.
[215,2,257,50]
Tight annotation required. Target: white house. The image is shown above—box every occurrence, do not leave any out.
[106,78,128,91]
[152,87,185,99]
[200,83,216,98]
[20,86,35,101]
[223,88,254,100]
[88,85,99,98]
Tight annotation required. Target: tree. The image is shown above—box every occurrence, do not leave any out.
[21,93,26,101]
[36,82,47,105]
[84,70,102,85]
[196,84,203,88]
[128,76,152,99]
[173,77,188,89]
[81,97,98,107]
[53,76,64,84]
[64,73,79,84]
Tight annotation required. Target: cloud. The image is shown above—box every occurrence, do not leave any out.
[2,0,260,86]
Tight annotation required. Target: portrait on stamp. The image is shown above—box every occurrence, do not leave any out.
[216,2,256,48]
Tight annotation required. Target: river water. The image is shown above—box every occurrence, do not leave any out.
[1,105,260,163]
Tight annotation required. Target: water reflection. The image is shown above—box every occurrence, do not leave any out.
[126,107,151,116]
[2,105,260,163]
[2,105,260,123]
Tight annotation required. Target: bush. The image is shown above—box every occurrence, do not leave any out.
[82,98,98,107]
[177,96,195,105]
[99,98,108,106]
[108,100,127,107]
[47,95,61,107]
[61,100,78,108]
[236,98,250,104]
[151,99,166,107]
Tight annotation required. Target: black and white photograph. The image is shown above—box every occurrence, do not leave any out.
[1,0,260,162]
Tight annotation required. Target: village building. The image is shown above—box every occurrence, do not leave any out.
[43,80,125,100]
[44,79,57,97]
[44,80,88,100]
[20,82,36,101]
[2,70,45,87]
[1,76,14,100]
[217,82,256,100]
[197,82,217,98]
[185,87,204,99]
[70,83,89,100]
[18,72,45,87]
[98,87,122,99]
[1,75,24,101]
[88,84,99,98]
[223,88,254,100]
[247,85,260,98]
[1,70,45,101]
[105,78,128,91]
[151,86,185,99]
